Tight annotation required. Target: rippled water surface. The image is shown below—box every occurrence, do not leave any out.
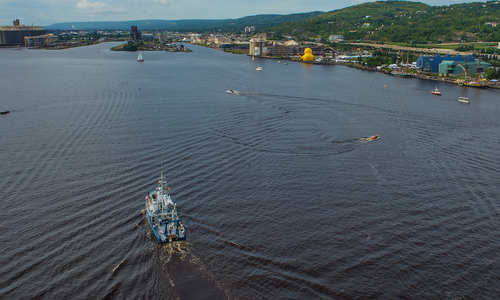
[1,43,500,299]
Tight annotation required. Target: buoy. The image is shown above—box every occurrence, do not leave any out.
[384,85,386,87]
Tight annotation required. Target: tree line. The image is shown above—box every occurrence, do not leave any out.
[266,1,500,44]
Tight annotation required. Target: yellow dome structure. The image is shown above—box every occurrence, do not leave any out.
[299,47,315,62]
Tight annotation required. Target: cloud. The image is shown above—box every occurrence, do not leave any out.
[154,0,169,6]
[76,0,126,14]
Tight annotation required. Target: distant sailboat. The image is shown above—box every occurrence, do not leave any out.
[137,52,144,62]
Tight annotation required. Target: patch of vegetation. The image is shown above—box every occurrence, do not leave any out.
[121,42,143,51]
[224,49,247,54]
[45,12,325,32]
[266,1,500,43]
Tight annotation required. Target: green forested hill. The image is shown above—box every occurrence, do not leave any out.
[44,12,324,31]
[269,1,500,43]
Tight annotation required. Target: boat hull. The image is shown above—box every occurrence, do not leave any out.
[458,97,470,104]
[391,72,414,78]
[454,79,488,88]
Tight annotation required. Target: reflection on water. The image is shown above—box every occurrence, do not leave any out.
[1,43,500,299]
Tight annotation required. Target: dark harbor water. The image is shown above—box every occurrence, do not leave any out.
[1,42,500,299]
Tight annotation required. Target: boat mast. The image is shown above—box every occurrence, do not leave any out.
[160,168,165,213]
[464,54,469,84]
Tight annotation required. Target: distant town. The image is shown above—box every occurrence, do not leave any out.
[1,18,499,87]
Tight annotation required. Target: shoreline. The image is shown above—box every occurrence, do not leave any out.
[247,54,499,89]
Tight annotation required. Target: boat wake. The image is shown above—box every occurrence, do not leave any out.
[226,90,256,96]
[156,241,227,300]
[359,135,380,142]
[217,91,381,156]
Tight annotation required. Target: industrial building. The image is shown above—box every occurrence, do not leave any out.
[269,44,297,57]
[416,54,475,73]
[250,39,324,58]
[329,35,344,42]
[438,60,491,76]
[0,19,46,46]
[142,33,155,42]
[249,39,268,56]
[130,26,142,41]
[24,34,54,46]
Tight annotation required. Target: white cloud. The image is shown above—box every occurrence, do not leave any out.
[154,0,169,6]
[76,0,126,14]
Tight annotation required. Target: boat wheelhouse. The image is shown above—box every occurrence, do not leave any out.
[458,97,470,104]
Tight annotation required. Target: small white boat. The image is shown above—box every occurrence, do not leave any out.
[278,61,281,63]
[256,66,262,71]
[431,87,441,95]
[137,52,144,62]
[458,97,470,104]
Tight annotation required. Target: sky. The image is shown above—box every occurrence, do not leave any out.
[0,0,484,27]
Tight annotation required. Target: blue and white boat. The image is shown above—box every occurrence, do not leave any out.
[145,170,186,243]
